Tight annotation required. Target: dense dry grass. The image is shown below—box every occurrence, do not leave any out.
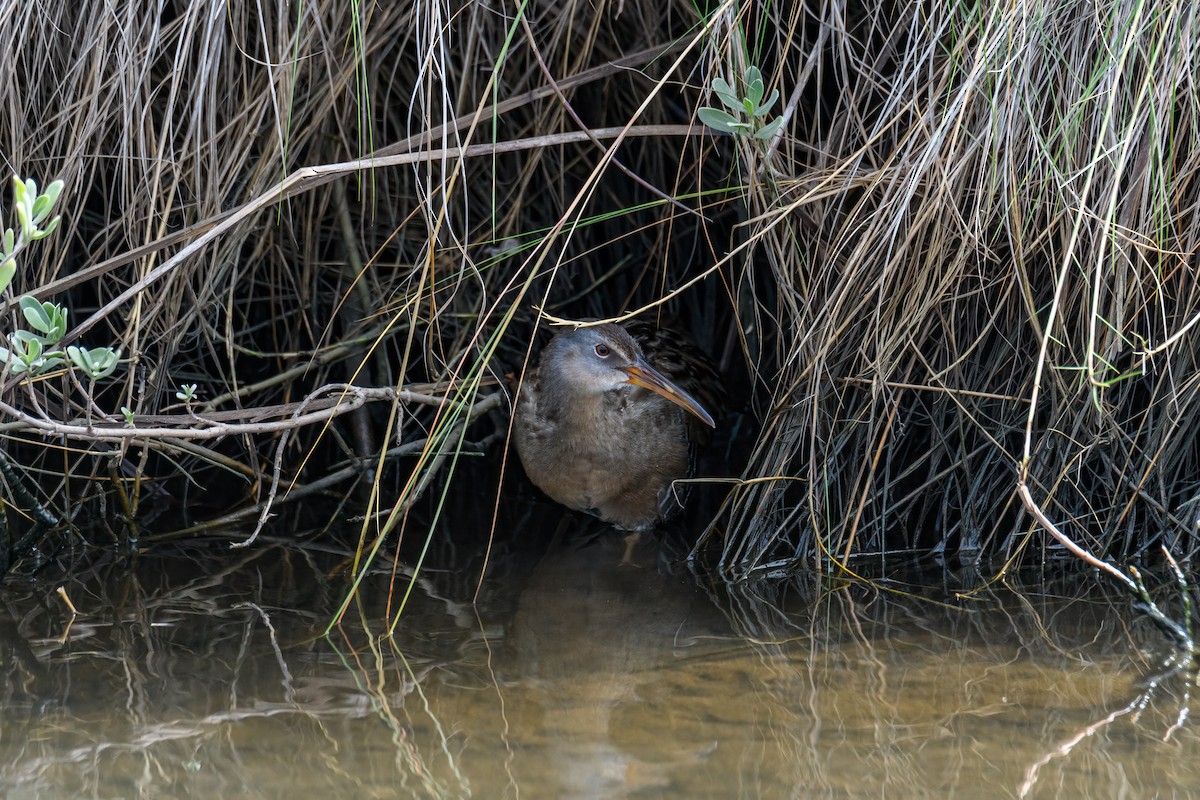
[0,0,1196,584]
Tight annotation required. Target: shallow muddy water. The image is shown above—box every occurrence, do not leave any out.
[0,524,1196,799]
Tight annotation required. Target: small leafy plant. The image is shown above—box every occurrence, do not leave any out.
[0,177,122,381]
[22,296,68,342]
[0,289,71,375]
[2,329,65,375]
[698,66,783,141]
[0,177,62,297]
[68,345,121,381]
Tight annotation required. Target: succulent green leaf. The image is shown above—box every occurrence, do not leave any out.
[48,304,67,340]
[66,345,86,371]
[43,179,63,207]
[698,107,748,133]
[30,216,60,240]
[745,66,762,87]
[11,177,27,206]
[0,259,14,295]
[15,203,32,239]
[711,77,741,112]
[31,182,62,224]
[756,89,780,117]
[31,194,50,221]
[22,337,42,361]
[20,295,51,334]
[747,77,764,108]
[18,297,47,331]
[754,116,785,141]
[67,346,89,377]
[40,350,65,368]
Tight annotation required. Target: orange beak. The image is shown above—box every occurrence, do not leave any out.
[622,356,716,428]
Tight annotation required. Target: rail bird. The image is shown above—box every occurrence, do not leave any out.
[513,322,719,532]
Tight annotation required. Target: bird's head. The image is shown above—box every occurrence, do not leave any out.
[539,323,715,427]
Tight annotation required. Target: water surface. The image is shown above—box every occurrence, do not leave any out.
[0,527,1194,799]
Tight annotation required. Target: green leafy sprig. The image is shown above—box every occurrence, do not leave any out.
[698,66,784,141]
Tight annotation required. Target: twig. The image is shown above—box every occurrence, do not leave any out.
[0,386,445,443]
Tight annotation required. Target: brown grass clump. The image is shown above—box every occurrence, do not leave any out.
[0,0,1196,585]
[704,1,1200,579]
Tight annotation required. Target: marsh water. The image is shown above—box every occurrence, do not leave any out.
[1,517,1197,799]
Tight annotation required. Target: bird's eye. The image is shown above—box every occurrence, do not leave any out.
[594,343,610,357]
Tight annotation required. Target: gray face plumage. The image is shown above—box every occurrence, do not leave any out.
[536,324,715,428]
[539,324,644,398]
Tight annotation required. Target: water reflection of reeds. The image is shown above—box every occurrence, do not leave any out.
[0,542,475,798]
[2,535,1199,799]
[700,569,1197,799]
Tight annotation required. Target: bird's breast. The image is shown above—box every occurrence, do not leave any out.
[514,388,690,530]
